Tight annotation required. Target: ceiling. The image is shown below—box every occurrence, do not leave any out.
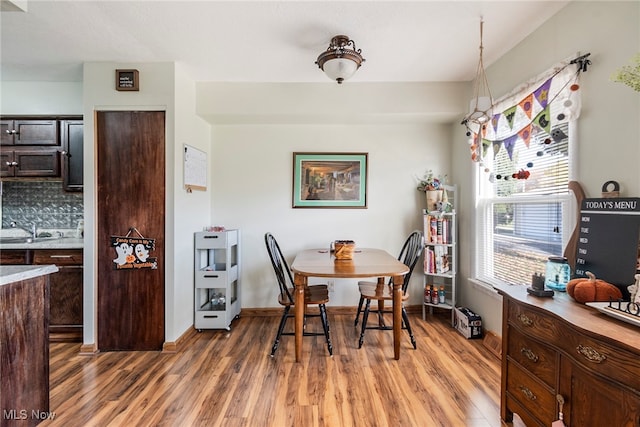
[0,1,570,84]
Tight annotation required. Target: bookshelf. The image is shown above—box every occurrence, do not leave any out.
[422,184,457,325]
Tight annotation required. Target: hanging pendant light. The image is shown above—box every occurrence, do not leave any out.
[315,35,365,84]
[462,19,494,128]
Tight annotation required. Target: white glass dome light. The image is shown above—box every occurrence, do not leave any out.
[316,35,365,84]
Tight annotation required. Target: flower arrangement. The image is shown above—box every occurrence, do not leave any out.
[416,170,447,192]
[611,54,640,92]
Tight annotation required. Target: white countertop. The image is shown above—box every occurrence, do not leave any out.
[0,264,59,286]
[0,238,84,250]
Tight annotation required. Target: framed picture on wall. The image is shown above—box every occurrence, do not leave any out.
[292,152,368,208]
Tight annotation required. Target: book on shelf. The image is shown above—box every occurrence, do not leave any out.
[423,213,451,244]
[424,245,450,274]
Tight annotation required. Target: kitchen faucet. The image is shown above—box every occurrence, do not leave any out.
[10,221,37,238]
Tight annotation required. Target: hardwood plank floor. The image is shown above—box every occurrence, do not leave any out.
[41,311,521,427]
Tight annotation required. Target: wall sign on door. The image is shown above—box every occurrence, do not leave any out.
[111,227,157,270]
[115,69,139,91]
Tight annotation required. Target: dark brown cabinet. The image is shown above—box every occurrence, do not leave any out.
[0,117,82,183]
[496,284,640,427]
[0,271,51,423]
[33,250,83,342]
[0,148,60,177]
[1,118,60,178]
[0,119,58,146]
[0,248,83,342]
[60,119,83,191]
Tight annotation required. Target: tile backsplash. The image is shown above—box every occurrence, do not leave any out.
[1,181,83,230]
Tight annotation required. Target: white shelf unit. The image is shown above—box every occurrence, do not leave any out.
[194,229,241,331]
[422,184,457,324]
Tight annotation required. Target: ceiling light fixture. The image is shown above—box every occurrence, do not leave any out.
[462,19,494,128]
[315,35,365,84]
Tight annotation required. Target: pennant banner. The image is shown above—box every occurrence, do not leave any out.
[468,59,582,161]
[533,77,553,109]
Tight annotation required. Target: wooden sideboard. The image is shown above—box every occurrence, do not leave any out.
[494,284,640,427]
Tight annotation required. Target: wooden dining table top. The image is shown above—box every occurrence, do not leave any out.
[291,248,409,278]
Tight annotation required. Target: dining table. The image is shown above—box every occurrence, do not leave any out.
[291,248,409,362]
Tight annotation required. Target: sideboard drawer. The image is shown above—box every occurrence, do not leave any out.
[506,360,555,426]
[507,299,561,345]
[556,329,640,392]
[507,326,557,388]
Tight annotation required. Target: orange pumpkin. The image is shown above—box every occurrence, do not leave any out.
[566,271,622,303]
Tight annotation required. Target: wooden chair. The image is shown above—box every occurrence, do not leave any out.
[264,233,333,357]
[354,230,424,349]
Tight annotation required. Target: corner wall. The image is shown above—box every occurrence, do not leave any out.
[82,62,210,346]
[210,122,453,308]
[454,0,640,335]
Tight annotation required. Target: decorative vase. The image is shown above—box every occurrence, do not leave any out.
[425,190,443,212]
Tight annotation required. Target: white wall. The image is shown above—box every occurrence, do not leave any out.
[170,64,212,341]
[454,0,640,335]
[0,81,82,114]
[82,61,200,345]
[210,123,452,308]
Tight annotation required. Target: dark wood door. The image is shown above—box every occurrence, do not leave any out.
[96,111,165,351]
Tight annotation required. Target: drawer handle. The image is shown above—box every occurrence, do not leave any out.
[204,274,220,278]
[520,347,539,362]
[517,313,533,326]
[577,344,606,363]
[49,255,73,258]
[204,235,219,239]
[203,315,219,319]
[519,386,537,401]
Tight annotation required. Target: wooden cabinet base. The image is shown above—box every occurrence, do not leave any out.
[0,275,50,426]
[496,284,640,426]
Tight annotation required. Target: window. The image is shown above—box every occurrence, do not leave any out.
[473,60,583,287]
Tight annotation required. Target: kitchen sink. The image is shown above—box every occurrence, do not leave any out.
[0,237,35,244]
[0,236,62,244]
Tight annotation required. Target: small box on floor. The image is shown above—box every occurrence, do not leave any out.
[453,306,483,339]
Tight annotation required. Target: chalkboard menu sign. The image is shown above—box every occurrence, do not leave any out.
[575,197,640,298]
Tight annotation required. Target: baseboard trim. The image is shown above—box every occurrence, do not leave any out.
[79,343,98,356]
[163,327,198,353]
[482,330,502,359]
[75,305,425,356]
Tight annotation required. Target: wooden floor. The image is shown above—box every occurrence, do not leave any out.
[41,311,521,427]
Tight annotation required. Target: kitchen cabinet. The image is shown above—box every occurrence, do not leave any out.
[0,249,32,264]
[0,118,60,178]
[495,284,640,427]
[0,266,55,424]
[0,148,60,177]
[0,248,83,342]
[33,250,83,342]
[0,116,82,181]
[61,119,83,191]
[0,119,58,146]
